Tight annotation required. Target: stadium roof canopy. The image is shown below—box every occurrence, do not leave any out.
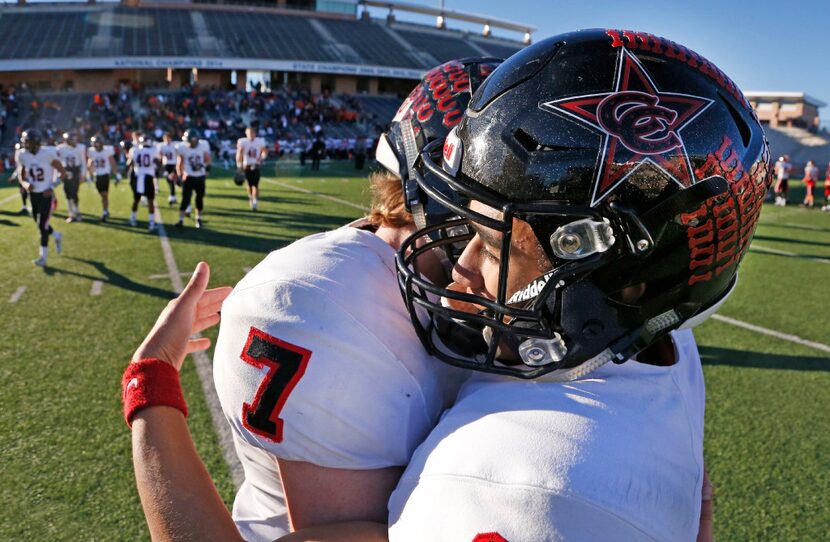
[0,2,525,78]
[745,92,827,109]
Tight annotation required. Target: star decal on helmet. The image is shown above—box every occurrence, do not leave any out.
[541,47,714,206]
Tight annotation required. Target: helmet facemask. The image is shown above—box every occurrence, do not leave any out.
[397,139,741,379]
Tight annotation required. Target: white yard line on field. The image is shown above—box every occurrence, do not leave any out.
[0,192,21,207]
[148,271,192,280]
[262,178,368,211]
[154,208,244,489]
[750,244,830,264]
[90,281,103,296]
[711,314,830,355]
[8,286,26,304]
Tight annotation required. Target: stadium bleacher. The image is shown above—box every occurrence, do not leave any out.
[395,28,483,64]
[0,4,524,67]
[0,11,90,59]
[317,19,424,69]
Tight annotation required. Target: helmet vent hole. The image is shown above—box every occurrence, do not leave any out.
[514,128,541,152]
[721,91,752,147]
[514,128,571,153]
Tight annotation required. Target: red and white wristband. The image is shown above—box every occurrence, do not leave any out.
[122,358,188,427]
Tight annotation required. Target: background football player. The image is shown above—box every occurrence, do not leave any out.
[56,131,87,223]
[17,129,68,266]
[158,132,179,206]
[389,29,770,541]
[10,140,29,214]
[128,134,162,231]
[236,125,268,211]
[87,135,120,222]
[175,129,211,228]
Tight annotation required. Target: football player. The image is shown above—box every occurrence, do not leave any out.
[389,29,771,541]
[11,140,29,214]
[175,129,211,228]
[158,132,179,206]
[17,129,68,266]
[56,131,87,223]
[236,126,268,211]
[87,135,120,222]
[128,135,162,231]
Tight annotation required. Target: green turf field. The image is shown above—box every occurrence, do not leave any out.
[0,167,827,540]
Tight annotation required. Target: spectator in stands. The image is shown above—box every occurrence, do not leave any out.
[774,155,792,206]
[802,160,819,208]
[823,162,830,212]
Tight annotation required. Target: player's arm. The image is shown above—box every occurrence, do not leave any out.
[278,458,403,530]
[259,143,268,164]
[203,147,212,170]
[52,159,67,178]
[108,153,121,181]
[236,141,244,169]
[176,153,185,180]
[129,264,390,542]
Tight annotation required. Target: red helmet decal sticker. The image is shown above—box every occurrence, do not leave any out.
[541,48,713,207]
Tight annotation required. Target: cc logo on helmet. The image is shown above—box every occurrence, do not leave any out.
[597,91,681,155]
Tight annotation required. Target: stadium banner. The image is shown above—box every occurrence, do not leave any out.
[0,57,424,79]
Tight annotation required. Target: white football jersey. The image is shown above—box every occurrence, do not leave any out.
[88,146,115,175]
[18,147,60,193]
[131,145,160,177]
[177,140,210,177]
[57,143,86,172]
[158,142,178,165]
[213,225,462,541]
[238,137,267,167]
[389,329,706,542]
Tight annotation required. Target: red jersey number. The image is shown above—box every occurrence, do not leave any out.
[239,327,311,443]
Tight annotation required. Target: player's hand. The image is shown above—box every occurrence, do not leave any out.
[42,188,53,198]
[131,262,232,372]
[205,164,212,174]
[696,467,714,542]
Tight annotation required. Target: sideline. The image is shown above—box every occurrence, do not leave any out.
[154,207,244,488]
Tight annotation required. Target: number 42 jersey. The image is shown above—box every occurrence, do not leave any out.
[212,224,461,541]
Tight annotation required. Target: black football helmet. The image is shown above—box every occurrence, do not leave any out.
[90,135,104,151]
[376,57,502,226]
[233,169,246,186]
[62,131,77,146]
[183,129,201,147]
[397,29,771,379]
[21,129,42,154]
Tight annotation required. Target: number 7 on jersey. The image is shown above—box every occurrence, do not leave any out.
[240,327,311,443]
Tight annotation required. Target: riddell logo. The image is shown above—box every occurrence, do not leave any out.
[443,142,455,161]
[442,127,462,175]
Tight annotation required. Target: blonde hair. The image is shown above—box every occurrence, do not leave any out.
[366,171,412,229]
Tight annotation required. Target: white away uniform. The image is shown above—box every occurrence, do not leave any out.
[18,146,60,193]
[238,137,267,167]
[158,142,178,167]
[177,139,210,177]
[56,143,86,174]
[88,146,115,176]
[213,225,462,542]
[389,329,705,542]
[130,145,160,196]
